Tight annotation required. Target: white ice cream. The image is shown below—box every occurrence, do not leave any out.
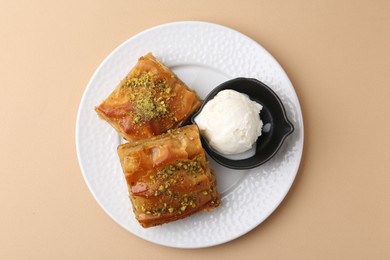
[195,89,263,155]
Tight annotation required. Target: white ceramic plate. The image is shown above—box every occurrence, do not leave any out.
[76,21,304,248]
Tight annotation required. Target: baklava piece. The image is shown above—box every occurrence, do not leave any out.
[117,125,220,228]
[95,53,202,141]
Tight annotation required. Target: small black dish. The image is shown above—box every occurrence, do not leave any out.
[191,77,294,169]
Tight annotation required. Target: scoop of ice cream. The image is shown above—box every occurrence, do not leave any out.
[194,89,263,155]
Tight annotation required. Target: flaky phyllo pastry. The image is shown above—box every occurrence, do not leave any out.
[95,53,220,227]
[117,125,220,228]
[95,53,202,141]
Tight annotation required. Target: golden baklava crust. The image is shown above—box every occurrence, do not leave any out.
[95,53,202,141]
[117,125,220,228]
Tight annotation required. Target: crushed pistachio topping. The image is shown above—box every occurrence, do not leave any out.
[148,156,204,198]
[152,178,177,197]
[202,188,213,196]
[180,195,197,212]
[122,71,176,124]
[155,156,204,180]
[139,157,208,215]
[141,202,171,216]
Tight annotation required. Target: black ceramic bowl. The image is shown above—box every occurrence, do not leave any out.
[191,77,294,169]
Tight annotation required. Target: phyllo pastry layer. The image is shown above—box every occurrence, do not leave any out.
[117,125,220,228]
[95,53,202,141]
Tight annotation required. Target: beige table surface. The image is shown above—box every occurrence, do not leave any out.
[1,0,390,259]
